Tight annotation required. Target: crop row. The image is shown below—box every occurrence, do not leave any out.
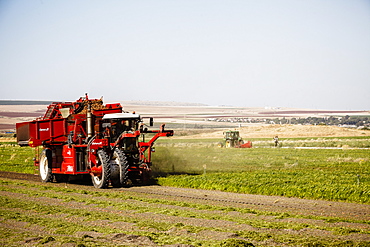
[0,179,368,246]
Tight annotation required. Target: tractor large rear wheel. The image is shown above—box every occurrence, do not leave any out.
[39,149,53,183]
[91,150,111,189]
[110,149,129,187]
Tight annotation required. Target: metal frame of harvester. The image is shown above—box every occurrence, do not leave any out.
[16,94,173,188]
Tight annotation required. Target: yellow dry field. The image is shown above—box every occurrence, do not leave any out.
[175,124,370,139]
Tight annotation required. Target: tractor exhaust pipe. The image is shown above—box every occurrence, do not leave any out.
[87,104,94,139]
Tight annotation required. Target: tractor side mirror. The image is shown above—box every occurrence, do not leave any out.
[149,117,154,127]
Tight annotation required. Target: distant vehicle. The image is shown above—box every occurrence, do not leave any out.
[218,130,252,148]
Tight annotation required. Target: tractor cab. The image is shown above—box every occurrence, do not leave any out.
[102,113,141,142]
[225,130,240,141]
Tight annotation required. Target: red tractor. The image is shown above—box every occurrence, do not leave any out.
[16,94,173,188]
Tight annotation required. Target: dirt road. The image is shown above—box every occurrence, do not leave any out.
[0,171,369,246]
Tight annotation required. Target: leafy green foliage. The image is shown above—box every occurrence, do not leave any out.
[153,146,370,203]
[220,238,255,247]
[0,178,368,246]
[0,143,35,173]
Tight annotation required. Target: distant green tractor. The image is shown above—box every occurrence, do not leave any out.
[218,130,252,148]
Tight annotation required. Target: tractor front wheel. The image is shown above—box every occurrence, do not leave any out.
[91,150,111,189]
[39,149,53,183]
[110,149,129,187]
[225,140,231,148]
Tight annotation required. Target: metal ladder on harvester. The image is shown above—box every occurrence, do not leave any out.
[43,104,57,119]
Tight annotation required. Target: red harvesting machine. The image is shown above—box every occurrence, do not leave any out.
[16,94,173,188]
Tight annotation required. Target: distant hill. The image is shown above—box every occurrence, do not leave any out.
[120,101,208,107]
[0,100,52,105]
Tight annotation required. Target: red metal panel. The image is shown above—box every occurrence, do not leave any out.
[29,121,37,139]
[23,119,67,146]
[61,145,76,174]
[16,122,30,145]
[90,139,108,148]
[239,141,252,148]
[51,119,67,140]
[38,121,51,141]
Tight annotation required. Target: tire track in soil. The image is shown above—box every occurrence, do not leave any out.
[121,186,370,222]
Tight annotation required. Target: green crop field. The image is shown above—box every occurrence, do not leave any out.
[152,137,370,204]
[0,143,35,174]
[1,137,369,204]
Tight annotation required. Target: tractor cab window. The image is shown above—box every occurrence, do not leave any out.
[102,118,140,141]
[225,131,239,139]
[225,132,230,139]
[102,113,141,141]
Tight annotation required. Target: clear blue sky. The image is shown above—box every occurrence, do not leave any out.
[0,0,369,110]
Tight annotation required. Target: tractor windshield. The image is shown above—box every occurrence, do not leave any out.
[225,131,239,139]
[102,113,141,141]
